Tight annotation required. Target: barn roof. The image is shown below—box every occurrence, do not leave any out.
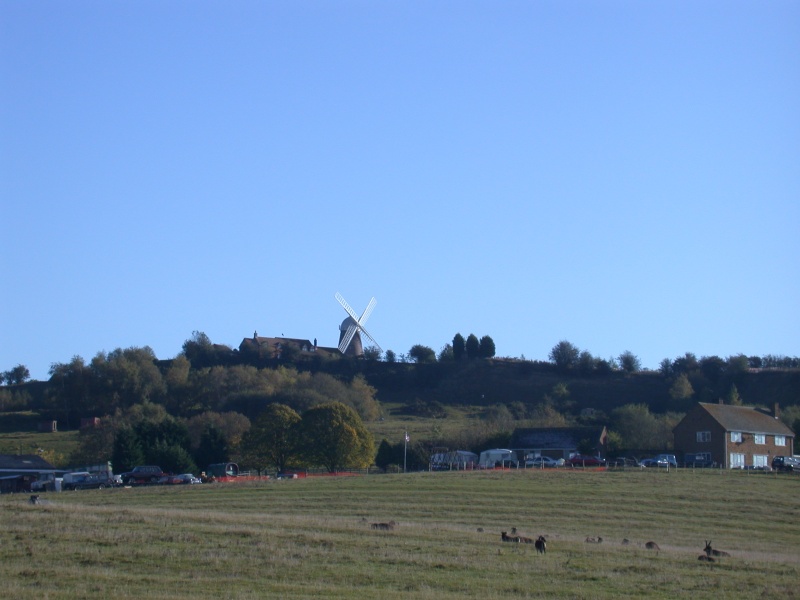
[0,454,56,471]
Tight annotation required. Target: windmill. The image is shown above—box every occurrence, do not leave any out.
[335,292,382,357]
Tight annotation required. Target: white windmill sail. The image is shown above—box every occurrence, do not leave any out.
[335,292,382,355]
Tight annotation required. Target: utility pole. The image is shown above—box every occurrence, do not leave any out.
[404,431,409,473]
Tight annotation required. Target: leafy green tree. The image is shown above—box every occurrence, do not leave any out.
[549,340,580,371]
[299,402,375,472]
[659,358,673,377]
[112,426,145,474]
[724,384,743,406]
[669,373,694,401]
[150,441,197,474]
[465,334,480,359]
[699,355,726,385]
[362,346,381,360]
[452,334,466,361]
[611,404,663,452]
[384,349,396,363]
[91,346,166,412]
[438,344,454,362]
[2,364,30,385]
[193,425,229,470]
[409,344,437,363]
[618,351,641,374]
[182,330,215,368]
[479,336,496,359]
[240,403,301,473]
[671,352,699,375]
[578,351,596,375]
[374,439,399,471]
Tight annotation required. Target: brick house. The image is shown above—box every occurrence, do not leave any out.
[673,402,795,469]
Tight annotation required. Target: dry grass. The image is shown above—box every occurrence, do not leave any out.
[2,469,799,599]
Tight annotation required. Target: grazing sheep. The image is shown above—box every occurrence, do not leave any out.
[703,540,730,558]
[535,535,547,554]
[28,495,40,505]
[645,541,660,552]
[585,536,603,544]
[371,521,397,531]
[501,531,521,543]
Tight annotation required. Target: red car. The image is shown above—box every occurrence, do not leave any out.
[567,455,606,467]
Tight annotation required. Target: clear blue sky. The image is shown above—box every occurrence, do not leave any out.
[2,2,798,381]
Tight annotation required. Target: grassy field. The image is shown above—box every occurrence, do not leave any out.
[2,468,799,599]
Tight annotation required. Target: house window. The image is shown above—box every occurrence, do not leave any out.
[696,431,711,443]
[775,435,786,446]
[754,434,765,445]
[730,431,742,443]
[730,453,745,468]
[753,455,769,468]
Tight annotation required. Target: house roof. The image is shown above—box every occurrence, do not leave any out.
[0,454,56,471]
[239,336,339,357]
[510,426,607,450]
[695,403,794,436]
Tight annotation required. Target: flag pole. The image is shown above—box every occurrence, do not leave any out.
[404,431,409,473]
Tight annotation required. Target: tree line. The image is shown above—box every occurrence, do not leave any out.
[72,399,374,476]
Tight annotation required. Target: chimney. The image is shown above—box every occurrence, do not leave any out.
[774,403,780,420]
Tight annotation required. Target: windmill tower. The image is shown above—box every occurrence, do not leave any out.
[335,292,382,357]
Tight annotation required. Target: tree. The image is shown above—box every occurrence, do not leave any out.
[479,336,496,359]
[150,441,197,474]
[409,344,437,364]
[452,334,466,361]
[299,402,375,472]
[112,426,145,474]
[181,331,216,368]
[362,346,381,361]
[669,373,694,401]
[724,384,743,406]
[384,350,397,363]
[549,340,580,371]
[618,351,641,374]
[611,404,667,452]
[2,364,30,385]
[193,425,229,470]
[578,351,596,375]
[239,403,301,473]
[374,439,400,471]
[438,344,454,362]
[465,334,480,359]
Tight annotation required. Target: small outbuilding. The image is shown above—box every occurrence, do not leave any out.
[510,426,608,460]
[0,454,58,493]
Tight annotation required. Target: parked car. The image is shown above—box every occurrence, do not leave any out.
[62,472,118,490]
[610,457,639,467]
[772,456,800,472]
[168,473,202,485]
[567,455,606,467]
[120,465,167,485]
[639,454,678,468]
[684,453,715,468]
[525,456,559,468]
